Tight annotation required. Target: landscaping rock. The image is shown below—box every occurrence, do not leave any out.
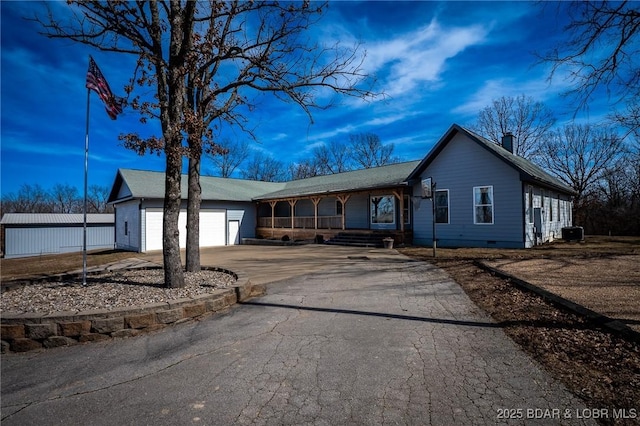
[1,324,25,340]
[43,336,77,348]
[25,323,56,340]
[11,338,42,352]
[92,317,124,334]
[59,321,91,337]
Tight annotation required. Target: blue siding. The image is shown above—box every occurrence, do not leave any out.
[413,133,525,248]
[318,198,338,216]
[345,194,369,229]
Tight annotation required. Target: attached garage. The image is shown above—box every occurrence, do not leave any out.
[108,169,283,253]
[0,213,114,259]
[143,209,226,252]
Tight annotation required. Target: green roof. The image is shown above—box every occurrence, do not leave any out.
[255,161,421,200]
[109,162,420,204]
[108,169,285,203]
[409,124,577,195]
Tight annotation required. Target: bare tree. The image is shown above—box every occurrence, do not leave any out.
[472,94,556,159]
[542,1,640,111]
[176,2,374,272]
[288,159,321,180]
[50,184,80,213]
[312,140,352,174]
[0,184,51,214]
[35,1,373,284]
[536,124,625,227]
[88,185,113,213]
[208,139,250,178]
[349,133,396,168]
[241,152,287,182]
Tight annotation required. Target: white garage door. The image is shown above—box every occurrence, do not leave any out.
[145,209,226,252]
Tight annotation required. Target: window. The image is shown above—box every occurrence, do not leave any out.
[473,186,493,224]
[527,186,533,224]
[124,221,129,236]
[371,195,395,224]
[435,190,449,224]
[549,193,554,221]
[403,195,411,225]
[336,200,343,216]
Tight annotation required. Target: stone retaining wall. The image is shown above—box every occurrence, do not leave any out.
[1,269,265,353]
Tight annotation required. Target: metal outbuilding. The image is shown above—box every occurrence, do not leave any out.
[0,213,114,259]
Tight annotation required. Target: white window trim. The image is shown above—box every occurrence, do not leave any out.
[473,186,494,225]
[403,195,411,225]
[370,195,396,225]
[527,186,534,224]
[435,189,450,224]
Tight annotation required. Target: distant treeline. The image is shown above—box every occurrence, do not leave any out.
[1,184,113,215]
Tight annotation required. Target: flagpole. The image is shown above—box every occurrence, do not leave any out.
[83,86,91,286]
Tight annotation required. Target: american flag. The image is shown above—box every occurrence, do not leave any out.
[86,56,122,120]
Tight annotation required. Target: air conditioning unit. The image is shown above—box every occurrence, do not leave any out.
[562,226,584,242]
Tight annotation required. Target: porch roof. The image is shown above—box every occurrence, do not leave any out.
[254,160,421,201]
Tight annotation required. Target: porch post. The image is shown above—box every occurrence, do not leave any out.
[311,197,321,230]
[288,199,297,229]
[336,194,351,230]
[269,201,277,238]
[393,189,405,232]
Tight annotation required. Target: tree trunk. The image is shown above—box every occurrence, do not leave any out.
[186,153,201,272]
[163,144,185,288]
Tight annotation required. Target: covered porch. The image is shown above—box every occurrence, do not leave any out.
[255,188,413,245]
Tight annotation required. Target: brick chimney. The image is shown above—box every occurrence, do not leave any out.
[501,132,514,154]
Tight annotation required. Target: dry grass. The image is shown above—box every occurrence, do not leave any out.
[400,235,640,260]
[399,235,640,426]
[1,250,140,282]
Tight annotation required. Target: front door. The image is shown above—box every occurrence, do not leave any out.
[228,220,240,245]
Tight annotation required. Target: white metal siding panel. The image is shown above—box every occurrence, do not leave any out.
[4,226,114,259]
[206,201,255,241]
[115,201,141,251]
[227,210,246,245]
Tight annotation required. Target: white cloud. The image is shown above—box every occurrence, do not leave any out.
[364,18,489,97]
[452,67,574,117]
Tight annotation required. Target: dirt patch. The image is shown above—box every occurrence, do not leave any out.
[1,250,140,282]
[484,256,640,333]
[400,237,640,425]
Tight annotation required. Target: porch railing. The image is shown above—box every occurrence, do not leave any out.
[258,216,342,229]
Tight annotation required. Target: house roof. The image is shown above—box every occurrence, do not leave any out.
[254,160,421,200]
[107,169,285,203]
[0,213,114,225]
[108,162,421,204]
[408,124,577,195]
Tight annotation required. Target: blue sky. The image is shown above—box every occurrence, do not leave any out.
[1,1,606,196]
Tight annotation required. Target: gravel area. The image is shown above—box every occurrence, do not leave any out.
[1,269,236,315]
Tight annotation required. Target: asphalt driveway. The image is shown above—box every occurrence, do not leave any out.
[1,246,595,425]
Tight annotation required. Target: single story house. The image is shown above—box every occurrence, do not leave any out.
[107,124,576,252]
[0,213,114,258]
[408,124,576,248]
